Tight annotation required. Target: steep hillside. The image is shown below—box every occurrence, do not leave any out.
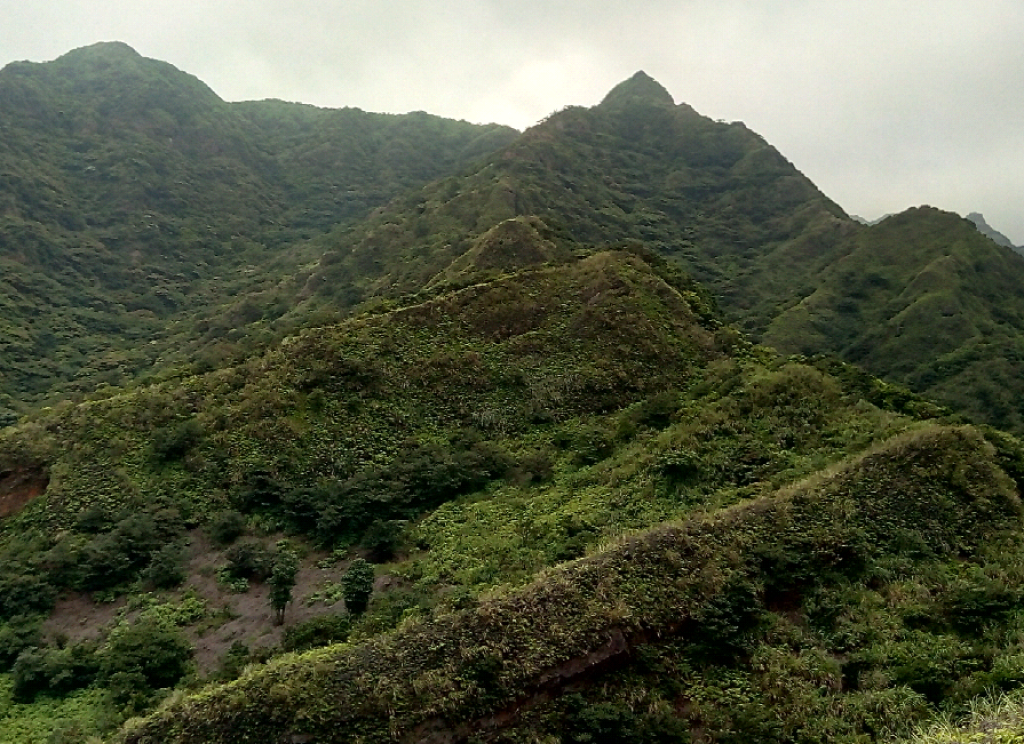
[293,72,1024,434]
[6,54,1024,437]
[0,249,957,742]
[763,207,1024,433]
[0,42,516,411]
[117,425,1023,744]
[6,50,1024,743]
[302,71,850,320]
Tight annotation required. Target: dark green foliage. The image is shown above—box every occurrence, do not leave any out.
[99,617,192,691]
[45,508,185,592]
[0,615,42,670]
[686,577,767,664]
[216,641,252,681]
[942,568,1024,634]
[558,695,691,744]
[223,540,274,582]
[207,510,247,546]
[232,471,285,513]
[342,558,375,616]
[274,436,512,546]
[151,419,203,462]
[11,640,99,702]
[143,541,187,589]
[362,519,403,563]
[0,571,56,621]
[269,541,299,624]
[281,614,351,653]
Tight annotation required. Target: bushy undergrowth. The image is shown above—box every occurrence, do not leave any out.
[0,251,1019,743]
[116,426,1023,743]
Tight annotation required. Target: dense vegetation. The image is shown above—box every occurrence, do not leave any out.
[3,45,1024,743]
[0,41,516,412]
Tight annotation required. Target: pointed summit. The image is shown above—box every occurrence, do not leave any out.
[56,40,142,62]
[599,71,675,109]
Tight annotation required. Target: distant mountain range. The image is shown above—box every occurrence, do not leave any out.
[967,211,1021,251]
[4,50,1024,430]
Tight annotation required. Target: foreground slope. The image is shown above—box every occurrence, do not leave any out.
[0,248,963,742]
[117,425,1022,743]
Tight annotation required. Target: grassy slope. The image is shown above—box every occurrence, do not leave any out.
[115,425,1022,744]
[0,249,956,742]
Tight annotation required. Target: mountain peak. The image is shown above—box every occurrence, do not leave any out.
[55,41,142,64]
[599,71,675,109]
[966,212,1017,249]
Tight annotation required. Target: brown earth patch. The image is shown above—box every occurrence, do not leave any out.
[0,465,48,517]
[42,529,358,675]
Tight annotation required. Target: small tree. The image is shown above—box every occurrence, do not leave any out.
[342,558,375,616]
[268,541,299,625]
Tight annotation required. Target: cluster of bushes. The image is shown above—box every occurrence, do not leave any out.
[231,434,512,548]
[46,506,188,593]
[9,616,192,708]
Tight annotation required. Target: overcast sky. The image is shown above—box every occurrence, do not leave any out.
[2,1,1022,243]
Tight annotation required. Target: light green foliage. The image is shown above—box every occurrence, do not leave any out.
[904,691,1024,743]
[0,675,114,744]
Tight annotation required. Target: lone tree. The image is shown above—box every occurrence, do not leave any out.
[268,541,299,625]
[342,558,375,616]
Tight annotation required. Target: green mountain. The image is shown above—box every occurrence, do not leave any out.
[0,42,516,412]
[3,246,998,743]
[290,71,1024,435]
[5,48,1024,744]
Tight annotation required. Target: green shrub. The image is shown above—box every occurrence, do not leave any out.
[143,541,187,589]
[224,540,274,582]
[207,510,247,546]
[217,641,252,681]
[342,558,375,616]
[0,572,56,621]
[362,519,403,563]
[151,418,204,462]
[10,641,99,702]
[0,615,42,670]
[100,617,192,691]
[282,614,351,653]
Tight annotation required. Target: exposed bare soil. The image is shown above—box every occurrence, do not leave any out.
[42,528,357,674]
[0,465,48,517]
